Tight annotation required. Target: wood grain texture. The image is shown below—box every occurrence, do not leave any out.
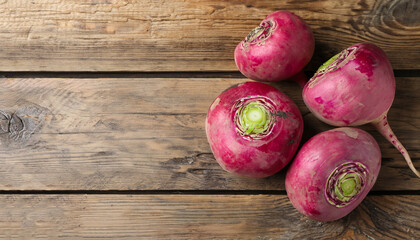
[0,194,418,239]
[0,76,418,191]
[0,0,418,71]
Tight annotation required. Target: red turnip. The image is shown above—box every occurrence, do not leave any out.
[234,11,315,82]
[206,82,303,178]
[285,127,381,221]
[302,43,419,177]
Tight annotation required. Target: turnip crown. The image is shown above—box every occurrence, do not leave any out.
[233,97,275,139]
[309,46,358,88]
[242,20,275,48]
[325,162,368,208]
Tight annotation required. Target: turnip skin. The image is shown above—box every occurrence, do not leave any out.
[234,11,314,82]
[285,128,381,222]
[205,82,303,178]
[303,43,394,126]
[303,43,419,177]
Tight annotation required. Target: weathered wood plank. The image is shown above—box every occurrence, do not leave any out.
[0,77,418,190]
[0,0,418,71]
[0,194,418,239]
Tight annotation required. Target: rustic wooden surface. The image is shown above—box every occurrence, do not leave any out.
[0,76,418,191]
[0,0,419,71]
[0,194,418,239]
[0,0,419,239]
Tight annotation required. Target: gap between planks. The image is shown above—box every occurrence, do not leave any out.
[0,190,418,195]
[0,70,420,79]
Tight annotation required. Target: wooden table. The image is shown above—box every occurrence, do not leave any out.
[0,0,419,239]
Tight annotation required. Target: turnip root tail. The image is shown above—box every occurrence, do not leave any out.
[372,113,420,178]
[290,71,308,88]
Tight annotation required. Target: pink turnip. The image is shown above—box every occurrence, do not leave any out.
[302,43,419,177]
[234,11,315,82]
[285,127,381,222]
[206,82,303,178]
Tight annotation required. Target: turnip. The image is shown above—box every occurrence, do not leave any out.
[285,127,381,221]
[302,43,419,177]
[206,82,303,178]
[234,11,314,82]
